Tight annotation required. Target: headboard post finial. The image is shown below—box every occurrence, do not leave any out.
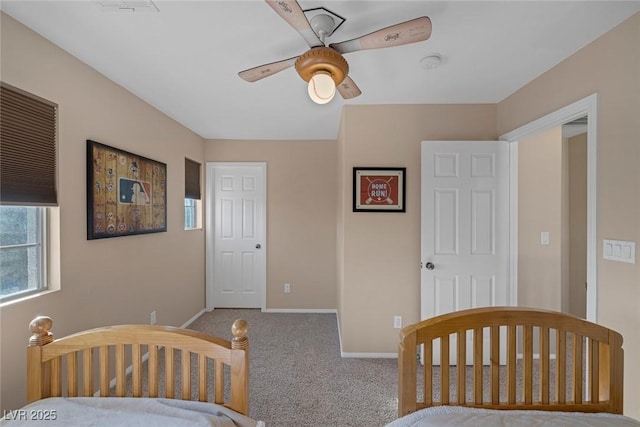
[28,316,54,347]
[231,319,249,350]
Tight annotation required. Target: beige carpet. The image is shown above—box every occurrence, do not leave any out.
[189,309,399,427]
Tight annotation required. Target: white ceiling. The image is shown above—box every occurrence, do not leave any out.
[2,1,639,140]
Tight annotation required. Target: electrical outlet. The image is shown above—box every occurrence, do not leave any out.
[284,283,291,293]
[150,310,157,325]
[394,315,402,329]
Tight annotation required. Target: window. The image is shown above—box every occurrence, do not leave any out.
[0,82,57,303]
[184,158,201,229]
[184,198,197,229]
[0,206,47,302]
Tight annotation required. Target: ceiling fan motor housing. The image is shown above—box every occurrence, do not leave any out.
[295,47,349,85]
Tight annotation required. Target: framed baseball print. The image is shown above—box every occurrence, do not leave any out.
[87,139,167,239]
[353,167,406,212]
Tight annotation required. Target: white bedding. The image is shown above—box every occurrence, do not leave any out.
[0,397,265,427]
[385,406,640,427]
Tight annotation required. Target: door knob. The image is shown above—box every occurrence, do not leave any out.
[255,244,261,249]
[425,262,435,270]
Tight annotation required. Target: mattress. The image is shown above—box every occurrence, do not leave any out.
[0,397,264,427]
[385,406,640,427]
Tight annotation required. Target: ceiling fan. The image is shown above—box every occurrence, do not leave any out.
[238,0,432,104]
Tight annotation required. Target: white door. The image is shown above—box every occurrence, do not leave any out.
[421,141,509,364]
[206,163,266,309]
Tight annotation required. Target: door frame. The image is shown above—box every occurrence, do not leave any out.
[205,162,267,312]
[500,93,598,322]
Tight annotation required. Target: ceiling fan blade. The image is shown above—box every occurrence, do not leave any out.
[329,16,432,54]
[238,56,298,82]
[265,0,323,48]
[337,76,361,99]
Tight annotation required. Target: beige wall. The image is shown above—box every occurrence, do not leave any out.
[337,104,497,353]
[498,13,640,418]
[0,14,206,412]
[204,140,337,310]
[568,133,588,318]
[517,127,564,312]
[518,127,588,317]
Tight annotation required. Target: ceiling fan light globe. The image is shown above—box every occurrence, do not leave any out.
[308,71,336,104]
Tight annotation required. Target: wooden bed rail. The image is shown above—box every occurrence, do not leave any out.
[27,316,250,415]
[398,307,624,417]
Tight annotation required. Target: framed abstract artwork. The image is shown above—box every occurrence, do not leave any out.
[353,167,406,212]
[87,139,167,239]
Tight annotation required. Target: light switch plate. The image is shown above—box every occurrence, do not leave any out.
[541,231,550,245]
[603,239,636,264]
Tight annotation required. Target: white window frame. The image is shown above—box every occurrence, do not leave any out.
[184,198,202,230]
[0,206,48,303]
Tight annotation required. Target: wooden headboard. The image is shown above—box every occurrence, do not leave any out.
[26,316,250,415]
[398,307,624,417]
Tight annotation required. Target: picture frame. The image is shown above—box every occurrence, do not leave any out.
[353,167,406,212]
[87,139,167,239]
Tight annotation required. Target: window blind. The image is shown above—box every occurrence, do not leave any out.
[185,158,201,200]
[1,83,58,205]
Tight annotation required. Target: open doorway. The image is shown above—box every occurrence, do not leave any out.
[501,94,598,323]
[512,119,587,318]
[565,117,588,318]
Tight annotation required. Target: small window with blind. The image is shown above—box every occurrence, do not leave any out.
[184,158,202,230]
[0,82,57,303]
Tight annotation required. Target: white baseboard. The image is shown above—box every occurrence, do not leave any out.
[336,310,344,355]
[181,308,206,328]
[262,308,337,314]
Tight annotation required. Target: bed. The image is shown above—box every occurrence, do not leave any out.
[389,306,640,427]
[3,315,264,426]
